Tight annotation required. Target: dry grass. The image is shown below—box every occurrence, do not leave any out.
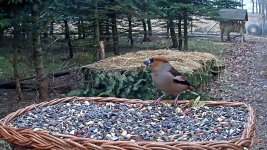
[83,50,218,73]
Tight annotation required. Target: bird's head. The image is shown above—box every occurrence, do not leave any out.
[143,55,169,72]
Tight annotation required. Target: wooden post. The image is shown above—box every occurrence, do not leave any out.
[241,21,245,43]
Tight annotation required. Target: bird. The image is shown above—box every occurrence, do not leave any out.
[143,55,193,105]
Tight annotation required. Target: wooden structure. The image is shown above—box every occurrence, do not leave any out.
[218,9,248,42]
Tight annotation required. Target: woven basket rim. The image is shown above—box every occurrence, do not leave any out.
[0,97,256,150]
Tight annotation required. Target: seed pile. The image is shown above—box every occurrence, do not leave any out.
[11,101,248,142]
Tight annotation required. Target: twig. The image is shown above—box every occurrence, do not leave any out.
[48,36,60,48]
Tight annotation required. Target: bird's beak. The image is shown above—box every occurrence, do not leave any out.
[143,58,151,67]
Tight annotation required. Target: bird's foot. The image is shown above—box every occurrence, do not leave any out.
[152,98,162,104]
[152,94,166,104]
[173,94,180,106]
[173,99,180,105]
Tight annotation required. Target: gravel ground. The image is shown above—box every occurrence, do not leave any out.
[206,36,267,149]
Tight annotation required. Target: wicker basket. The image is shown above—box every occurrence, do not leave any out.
[0,97,256,150]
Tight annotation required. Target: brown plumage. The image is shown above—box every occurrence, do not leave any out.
[143,55,193,104]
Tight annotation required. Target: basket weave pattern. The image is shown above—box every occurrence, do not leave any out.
[0,97,256,150]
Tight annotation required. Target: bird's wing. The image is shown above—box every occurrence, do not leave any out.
[169,67,191,86]
[173,76,191,86]
[169,67,182,76]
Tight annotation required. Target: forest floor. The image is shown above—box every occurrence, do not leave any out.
[205,36,267,149]
[0,35,266,149]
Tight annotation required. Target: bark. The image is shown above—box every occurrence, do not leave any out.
[105,20,110,41]
[32,3,49,100]
[166,20,170,38]
[256,0,258,13]
[178,18,183,50]
[169,18,178,48]
[261,2,265,15]
[81,19,85,38]
[94,0,100,60]
[111,13,119,55]
[259,0,262,13]
[43,32,48,39]
[49,20,54,36]
[78,18,82,39]
[97,41,105,60]
[0,29,3,47]
[78,17,85,39]
[252,0,255,13]
[64,20,73,59]
[48,21,54,53]
[190,20,193,33]
[147,19,152,36]
[99,21,104,41]
[183,12,188,51]
[13,48,22,100]
[13,26,23,100]
[142,19,147,42]
[142,19,150,42]
[128,15,133,47]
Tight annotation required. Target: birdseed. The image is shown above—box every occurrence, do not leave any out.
[11,101,248,142]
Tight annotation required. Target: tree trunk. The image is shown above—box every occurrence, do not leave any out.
[0,29,3,47]
[183,12,188,51]
[128,15,133,47]
[178,18,183,50]
[32,3,49,101]
[166,20,170,38]
[13,49,23,100]
[49,20,54,36]
[259,1,262,13]
[97,41,105,60]
[147,19,152,36]
[78,17,82,39]
[99,21,104,41]
[94,0,101,60]
[13,26,23,100]
[142,19,149,42]
[190,20,193,33]
[64,20,73,59]
[48,21,53,53]
[261,2,265,15]
[81,19,85,38]
[252,0,255,13]
[105,19,110,41]
[256,0,258,13]
[169,18,178,48]
[111,13,119,55]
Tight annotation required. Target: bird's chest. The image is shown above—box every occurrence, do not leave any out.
[151,72,172,88]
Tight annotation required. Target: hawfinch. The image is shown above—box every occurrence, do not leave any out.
[143,55,193,104]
